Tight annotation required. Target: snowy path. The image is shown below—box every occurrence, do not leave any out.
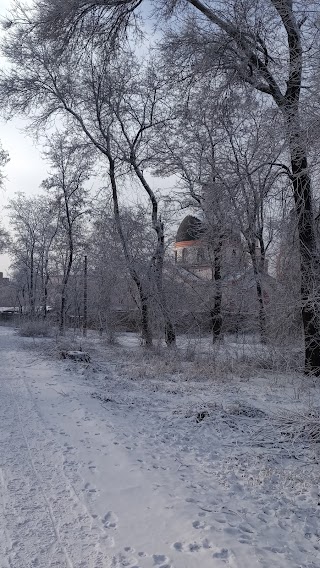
[0,329,239,568]
[0,328,319,568]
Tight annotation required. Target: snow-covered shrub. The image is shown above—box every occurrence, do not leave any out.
[272,408,320,444]
[106,328,118,345]
[18,320,52,337]
[224,401,266,419]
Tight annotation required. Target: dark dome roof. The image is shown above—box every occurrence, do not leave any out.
[176,215,204,243]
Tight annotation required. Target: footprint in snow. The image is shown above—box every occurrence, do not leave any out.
[192,520,207,529]
[173,539,214,553]
[213,547,237,564]
[102,511,118,529]
[173,542,183,552]
[83,482,97,498]
[112,550,137,567]
[189,543,202,552]
[152,554,167,564]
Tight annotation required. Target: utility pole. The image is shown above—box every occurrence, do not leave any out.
[83,254,88,337]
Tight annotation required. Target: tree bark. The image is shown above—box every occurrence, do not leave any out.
[267,4,320,372]
[59,243,73,335]
[210,237,223,343]
[249,244,267,343]
[151,219,176,347]
[285,114,320,374]
[138,283,153,347]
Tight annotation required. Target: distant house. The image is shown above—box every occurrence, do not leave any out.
[0,272,9,285]
[0,272,19,321]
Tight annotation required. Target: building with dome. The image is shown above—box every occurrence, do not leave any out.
[174,215,208,275]
[173,215,276,332]
[174,215,246,279]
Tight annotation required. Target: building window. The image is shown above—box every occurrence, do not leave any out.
[182,248,188,263]
[197,248,205,263]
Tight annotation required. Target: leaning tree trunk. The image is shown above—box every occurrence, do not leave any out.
[109,156,153,347]
[132,163,176,346]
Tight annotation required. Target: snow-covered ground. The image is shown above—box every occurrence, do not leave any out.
[0,326,319,568]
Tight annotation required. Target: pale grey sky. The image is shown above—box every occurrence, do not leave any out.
[0,0,176,275]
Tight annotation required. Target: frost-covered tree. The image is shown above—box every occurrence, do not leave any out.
[2,0,320,370]
[41,133,93,334]
[7,194,58,316]
[154,84,284,342]
[0,30,175,345]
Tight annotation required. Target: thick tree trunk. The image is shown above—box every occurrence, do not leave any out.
[284,109,320,375]
[291,153,320,375]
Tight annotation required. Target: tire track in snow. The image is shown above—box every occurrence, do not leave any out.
[0,467,11,568]
[0,343,114,568]
[9,383,75,568]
